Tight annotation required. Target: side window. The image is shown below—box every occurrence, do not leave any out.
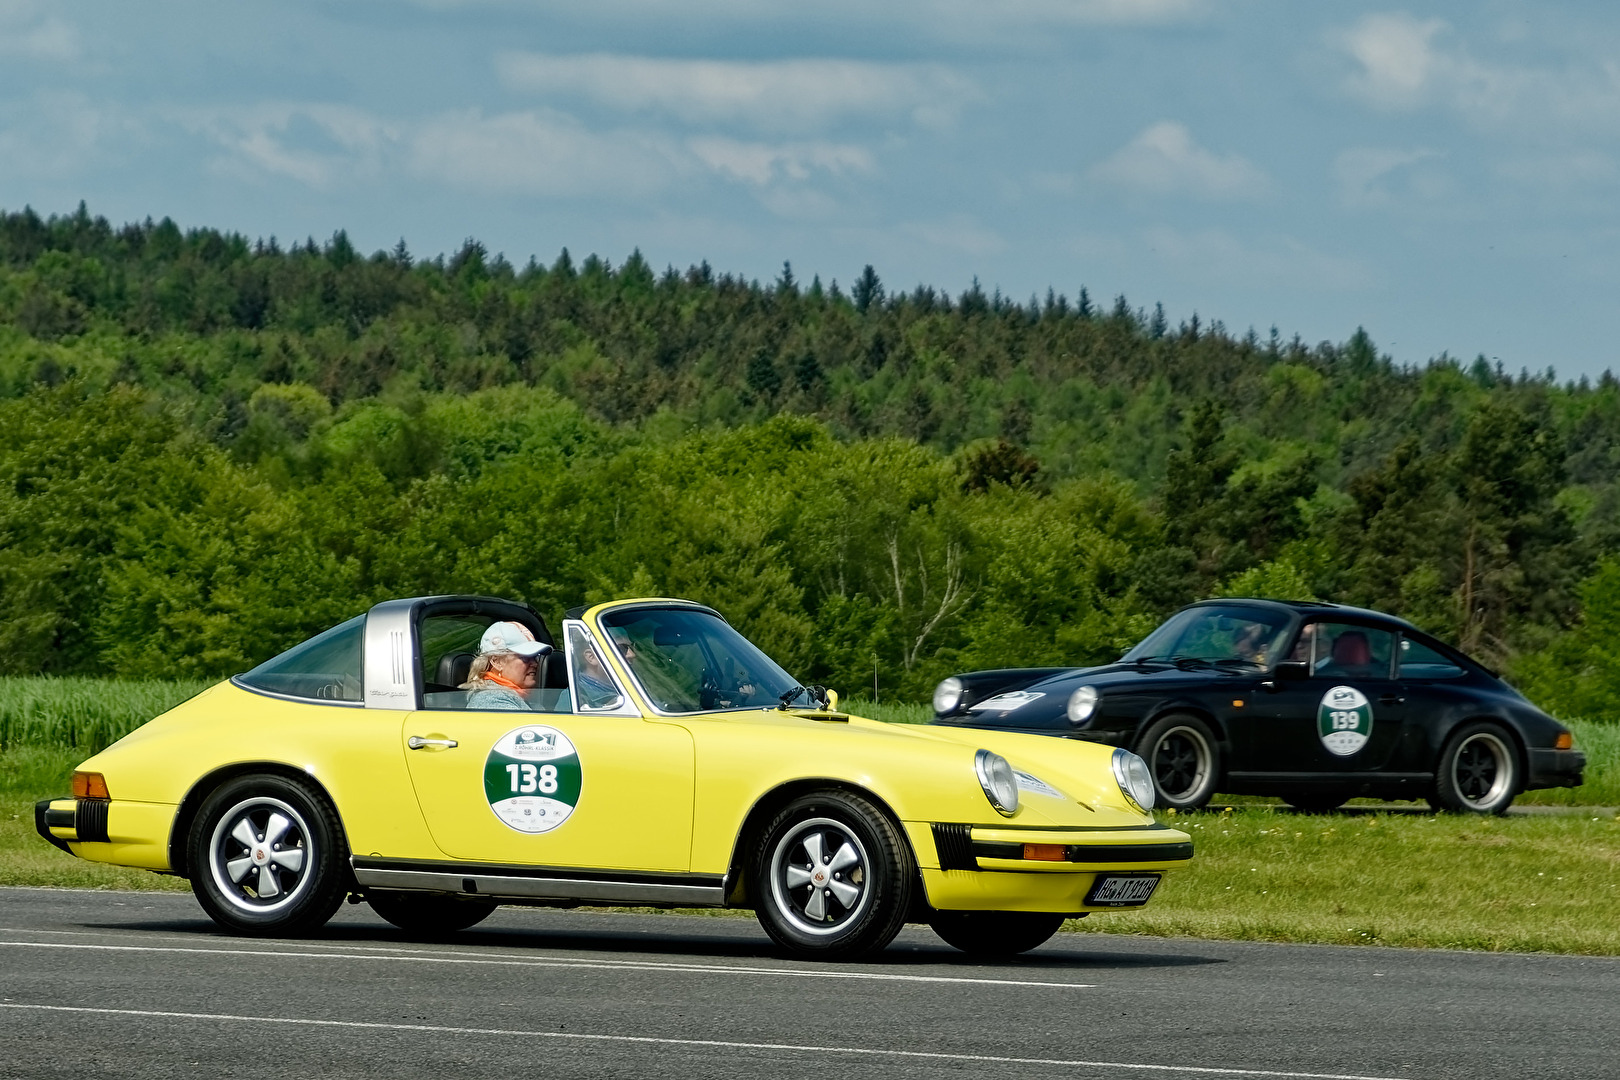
[1399,636,1466,679]
[566,623,628,712]
[1313,623,1395,679]
[237,615,365,703]
[422,613,571,713]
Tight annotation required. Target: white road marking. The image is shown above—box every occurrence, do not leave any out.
[0,1002,1414,1080]
[0,939,1092,989]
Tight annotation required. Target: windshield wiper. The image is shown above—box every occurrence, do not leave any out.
[778,685,830,710]
[1212,658,1264,671]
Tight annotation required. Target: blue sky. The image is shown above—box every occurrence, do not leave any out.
[3,1,1619,379]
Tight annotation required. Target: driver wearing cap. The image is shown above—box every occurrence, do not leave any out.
[462,621,550,711]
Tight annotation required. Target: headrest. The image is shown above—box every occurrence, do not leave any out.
[1332,632,1370,666]
[436,651,475,688]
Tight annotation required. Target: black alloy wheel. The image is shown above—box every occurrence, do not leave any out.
[1135,714,1221,810]
[1432,722,1520,814]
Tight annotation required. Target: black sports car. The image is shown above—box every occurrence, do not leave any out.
[930,599,1585,814]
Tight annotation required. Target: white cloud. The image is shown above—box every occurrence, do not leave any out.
[173,104,395,188]
[497,53,976,132]
[0,93,137,179]
[1331,12,1620,137]
[1141,226,1373,291]
[409,109,685,197]
[1333,146,1442,207]
[687,136,872,185]
[899,215,1006,256]
[1332,12,1446,110]
[1495,151,1618,192]
[1090,122,1268,200]
[419,0,1204,30]
[0,0,79,60]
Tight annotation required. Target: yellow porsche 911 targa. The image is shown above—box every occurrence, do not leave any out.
[37,596,1192,959]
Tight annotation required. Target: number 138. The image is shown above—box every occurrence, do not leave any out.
[506,762,559,794]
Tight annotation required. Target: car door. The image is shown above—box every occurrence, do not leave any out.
[401,621,696,871]
[1247,621,1409,774]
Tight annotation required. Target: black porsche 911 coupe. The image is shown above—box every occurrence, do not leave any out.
[930,599,1585,814]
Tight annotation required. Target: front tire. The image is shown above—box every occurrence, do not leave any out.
[188,774,348,936]
[367,891,496,934]
[1432,723,1520,814]
[1135,714,1221,810]
[929,911,1066,956]
[753,790,913,960]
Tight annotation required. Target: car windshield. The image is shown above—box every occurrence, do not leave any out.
[600,607,798,713]
[1122,605,1294,667]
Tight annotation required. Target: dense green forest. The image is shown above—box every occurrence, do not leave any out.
[1,203,1617,715]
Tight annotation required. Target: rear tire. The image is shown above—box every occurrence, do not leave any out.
[929,911,1066,956]
[367,891,496,934]
[1432,722,1520,814]
[1285,793,1347,814]
[753,790,913,960]
[188,774,348,936]
[1135,714,1221,810]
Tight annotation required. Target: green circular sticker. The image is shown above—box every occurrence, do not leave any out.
[483,726,583,834]
[1317,685,1373,756]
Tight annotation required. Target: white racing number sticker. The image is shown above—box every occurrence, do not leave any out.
[1317,685,1373,756]
[483,726,583,834]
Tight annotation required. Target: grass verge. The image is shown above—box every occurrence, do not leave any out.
[1071,806,1620,954]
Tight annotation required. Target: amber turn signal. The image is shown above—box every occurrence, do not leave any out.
[71,771,110,799]
[1555,732,1574,750]
[1023,843,1066,862]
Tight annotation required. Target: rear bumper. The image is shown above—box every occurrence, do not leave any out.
[1526,748,1586,790]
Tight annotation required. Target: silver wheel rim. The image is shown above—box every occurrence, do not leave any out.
[1453,732,1514,811]
[768,816,873,937]
[1151,725,1211,803]
[207,796,316,915]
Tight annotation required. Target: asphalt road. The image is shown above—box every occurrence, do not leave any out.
[0,886,1613,1080]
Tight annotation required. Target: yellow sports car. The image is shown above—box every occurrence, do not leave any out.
[36,596,1191,959]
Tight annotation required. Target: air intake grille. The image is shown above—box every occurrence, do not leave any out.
[931,823,976,871]
[75,798,110,843]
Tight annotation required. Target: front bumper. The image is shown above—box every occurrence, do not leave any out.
[35,796,80,853]
[912,820,1192,914]
[1527,747,1586,790]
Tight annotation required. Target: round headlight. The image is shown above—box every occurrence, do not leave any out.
[1111,748,1156,812]
[1067,685,1100,725]
[933,676,965,714]
[974,749,1020,816]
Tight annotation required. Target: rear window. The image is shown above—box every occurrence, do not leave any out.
[237,615,365,703]
[1399,636,1466,679]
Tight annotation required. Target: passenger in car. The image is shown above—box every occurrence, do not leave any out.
[461,621,549,710]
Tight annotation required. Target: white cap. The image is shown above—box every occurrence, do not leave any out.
[480,621,548,657]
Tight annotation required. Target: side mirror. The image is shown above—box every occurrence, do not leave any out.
[825,688,839,712]
[1273,660,1309,681]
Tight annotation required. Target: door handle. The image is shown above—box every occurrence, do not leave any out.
[407,736,458,750]
[1379,695,1404,705]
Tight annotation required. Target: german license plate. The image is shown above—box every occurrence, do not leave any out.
[1086,874,1160,906]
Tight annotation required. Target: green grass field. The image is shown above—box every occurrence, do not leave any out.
[3,682,1618,954]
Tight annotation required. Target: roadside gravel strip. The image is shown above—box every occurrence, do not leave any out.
[2,887,1616,1080]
